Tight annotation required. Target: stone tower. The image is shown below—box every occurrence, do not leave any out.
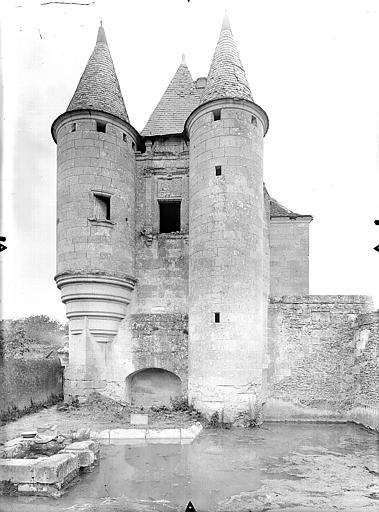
[51,25,139,396]
[185,15,269,417]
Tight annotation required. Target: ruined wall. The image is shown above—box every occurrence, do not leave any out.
[0,359,63,419]
[269,218,311,295]
[265,295,375,421]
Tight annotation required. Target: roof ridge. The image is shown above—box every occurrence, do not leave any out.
[67,24,129,123]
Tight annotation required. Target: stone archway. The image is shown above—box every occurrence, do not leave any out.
[126,368,181,407]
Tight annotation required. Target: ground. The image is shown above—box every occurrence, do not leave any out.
[0,393,200,443]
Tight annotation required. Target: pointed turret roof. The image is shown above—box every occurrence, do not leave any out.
[201,13,253,104]
[141,56,202,136]
[67,24,129,123]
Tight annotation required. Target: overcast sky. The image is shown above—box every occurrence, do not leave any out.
[1,0,379,322]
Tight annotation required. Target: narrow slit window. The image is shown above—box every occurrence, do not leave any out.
[71,123,76,132]
[215,165,222,176]
[213,109,221,121]
[132,141,136,150]
[96,121,106,133]
[123,133,127,142]
[159,201,181,233]
[215,312,220,323]
[251,115,257,126]
[94,193,111,220]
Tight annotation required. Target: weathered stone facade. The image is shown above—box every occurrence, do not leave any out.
[52,18,378,423]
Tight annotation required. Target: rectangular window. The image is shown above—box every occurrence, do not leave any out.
[96,121,106,133]
[123,133,127,142]
[71,123,76,132]
[213,109,221,121]
[215,312,220,323]
[215,165,222,176]
[251,115,257,126]
[94,193,111,220]
[159,201,181,233]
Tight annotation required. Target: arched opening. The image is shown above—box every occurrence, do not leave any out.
[126,368,181,407]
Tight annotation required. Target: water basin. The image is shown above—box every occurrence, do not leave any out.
[0,423,377,511]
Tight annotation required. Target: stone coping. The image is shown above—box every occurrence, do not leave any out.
[90,422,203,442]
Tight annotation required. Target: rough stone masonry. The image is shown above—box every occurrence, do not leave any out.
[51,15,378,425]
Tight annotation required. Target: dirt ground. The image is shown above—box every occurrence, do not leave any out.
[0,393,201,443]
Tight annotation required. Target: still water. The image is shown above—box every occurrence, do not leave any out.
[1,423,378,511]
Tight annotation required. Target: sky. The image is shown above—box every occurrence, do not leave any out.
[1,0,379,322]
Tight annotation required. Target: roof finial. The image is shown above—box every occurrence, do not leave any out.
[181,53,186,65]
[100,18,102,26]
[222,10,231,31]
[96,22,107,44]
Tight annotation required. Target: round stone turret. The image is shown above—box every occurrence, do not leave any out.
[185,14,269,419]
[52,25,139,396]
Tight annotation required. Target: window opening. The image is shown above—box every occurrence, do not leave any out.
[71,123,76,132]
[96,121,106,133]
[213,109,221,121]
[132,141,136,150]
[215,312,220,323]
[251,115,257,126]
[159,201,181,233]
[123,133,127,142]
[94,193,111,220]
[215,165,222,176]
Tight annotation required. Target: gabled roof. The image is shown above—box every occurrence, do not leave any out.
[67,24,129,123]
[201,13,253,105]
[270,197,312,220]
[142,56,202,136]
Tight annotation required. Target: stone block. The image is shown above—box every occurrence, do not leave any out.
[146,429,181,439]
[62,439,100,467]
[109,429,146,439]
[34,453,78,484]
[130,413,149,425]
[0,459,40,483]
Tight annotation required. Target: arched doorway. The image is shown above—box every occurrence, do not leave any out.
[126,368,181,407]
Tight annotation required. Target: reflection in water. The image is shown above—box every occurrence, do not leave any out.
[0,423,377,512]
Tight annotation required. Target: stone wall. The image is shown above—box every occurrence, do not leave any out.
[0,358,63,419]
[135,136,189,313]
[350,311,379,429]
[129,313,188,393]
[265,295,376,424]
[269,218,311,295]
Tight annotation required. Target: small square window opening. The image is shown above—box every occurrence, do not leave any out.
[94,193,111,221]
[213,109,221,121]
[96,121,107,133]
[215,312,220,323]
[159,201,181,233]
[215,166,222,176]
[251,116,257,126]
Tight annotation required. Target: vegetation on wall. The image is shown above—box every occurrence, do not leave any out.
[0,315,68,360]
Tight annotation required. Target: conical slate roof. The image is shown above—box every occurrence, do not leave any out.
[201,13,253,104]
[67,24,129,123]
[142,56,202,136]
